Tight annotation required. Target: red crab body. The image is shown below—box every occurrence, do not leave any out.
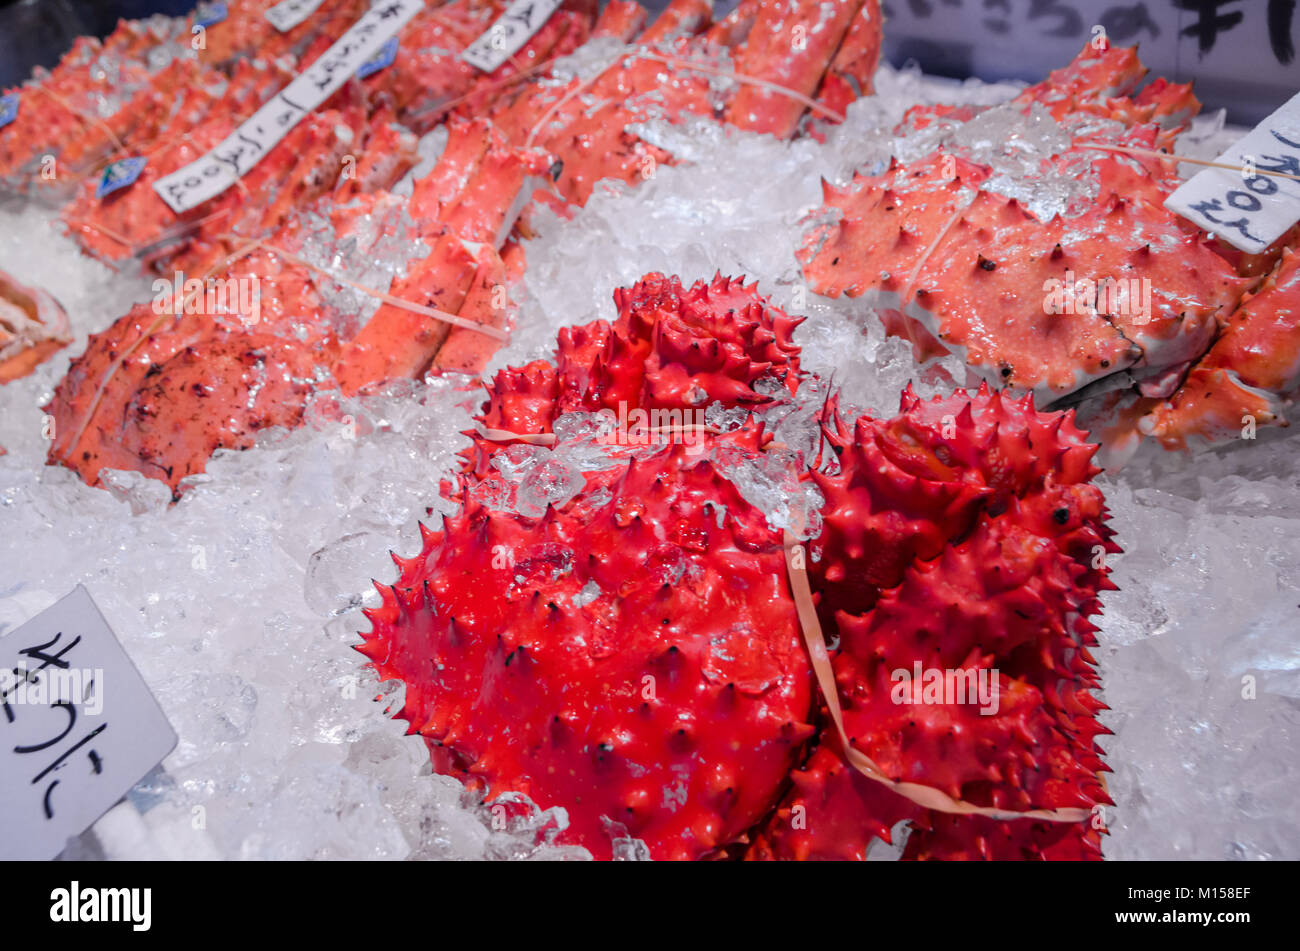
[362,429,815,860]
[361,273,818,859]
[750,384,1116,861]
[45,118,543,495]
[360,275,1115,861]
[799,38,1300,461]
[801,112,1247,405]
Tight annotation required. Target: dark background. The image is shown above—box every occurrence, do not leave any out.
[0,0,217,85]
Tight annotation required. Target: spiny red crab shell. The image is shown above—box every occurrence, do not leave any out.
[798,39,1300,458]
[359,274,1117,860]
[364,428,815,860]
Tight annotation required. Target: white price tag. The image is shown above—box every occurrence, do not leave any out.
[265,0,327,33]
[155,0,424,214]
[1166,91,1300,254]
[0,587,177,860]
[461,0,564,73]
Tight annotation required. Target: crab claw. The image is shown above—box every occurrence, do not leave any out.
[1141,249,1300,450]
[0,270,73,383]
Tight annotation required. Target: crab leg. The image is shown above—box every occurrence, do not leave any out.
[724,0,863,139]
[591,0,648,41]
[704,0,761,46]
[332,120,546,394]
[0,270,73,384]
[813,0,883,113]
[640,0,713,43]
[1141,249,1300,448]
[432,240,524,374]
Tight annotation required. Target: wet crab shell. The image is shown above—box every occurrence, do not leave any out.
[359,428,816,860]
[752,384,1116,861]
[0,269,73,384]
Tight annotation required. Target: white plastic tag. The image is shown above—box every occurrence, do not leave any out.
[154,0,424,214]
[265,0,327,33]
[461,0,564,73]
[1166,90,1300,254]
[0,587,177,860]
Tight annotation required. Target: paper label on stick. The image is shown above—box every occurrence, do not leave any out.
[0,93,18,130]
[265,0,327,33]
[154,0,423,214]
[461,0,564,73]
[0,587,177,860]
[1165,90,1300,254]
[195,1,228,29]
[96,157,147,199]
[356,36,399,79]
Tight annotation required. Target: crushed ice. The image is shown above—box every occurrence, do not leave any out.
[0,56,1292,862]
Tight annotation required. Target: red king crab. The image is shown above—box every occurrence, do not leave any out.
[0,17,192,193]
[0,268,73,383]
[484,0,884,207]
[36,0,887,493]
[799,40,1300,459]
[358,272,1116,860]
[44,116,546,496]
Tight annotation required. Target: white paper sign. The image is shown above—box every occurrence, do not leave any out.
[265,0,327,33]
[154,0,424,214]
[0,587,177,861]
[461,0,564,73]
[1166,91,1300,254]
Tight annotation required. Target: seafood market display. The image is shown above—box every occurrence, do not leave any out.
[0,0,1296,862]
[799,41,1300,460]
[23,0,887,496]
[360,273,1115,859]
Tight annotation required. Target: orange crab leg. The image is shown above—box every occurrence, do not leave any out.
[1141,249,1300,448]
[724,0,863,139]
[641,0,713,43]
[814,0,883,113]
[591,0,648,41]
[332,231,483,394]
[0,271,73,384]
[431,241,515,375]
[704,0,760,46]
[333,120,542,393]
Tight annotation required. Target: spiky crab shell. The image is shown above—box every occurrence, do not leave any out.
[809,382,1109,617]
[753,384,1115,860]
[359,430,815,860]
[833,506,1110,812]
[460,272,804,486]
[800,150,1247,402]
[744,738,919,861]
[366,280,1120,861]
[1012,42,1147,119]
[902,810,1103,861]
[43,191,415,494]
[44,300,331,495]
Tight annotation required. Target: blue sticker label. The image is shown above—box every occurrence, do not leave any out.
[97,157,148,199]
[356,37,399,80]
[0,93,18,130]
[195,2,228,29]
